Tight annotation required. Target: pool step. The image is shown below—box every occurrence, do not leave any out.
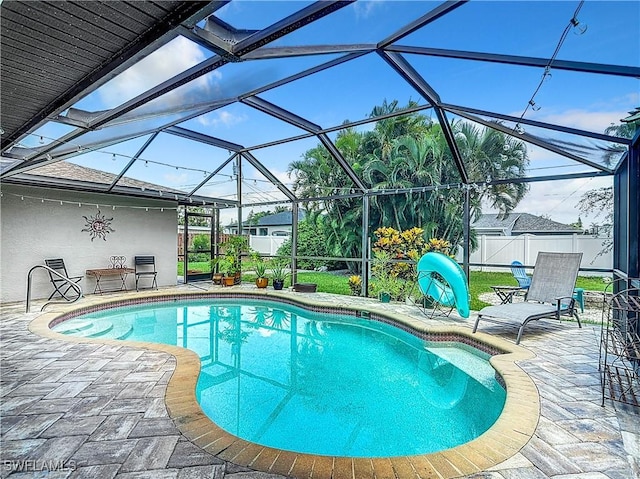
[54,320,95,335]
[67,319,114,338]
[56,318,132,340]
[98,322,133,340]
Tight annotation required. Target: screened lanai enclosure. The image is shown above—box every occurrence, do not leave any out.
[1,1,638,293]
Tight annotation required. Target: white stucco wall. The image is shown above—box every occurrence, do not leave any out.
[0,185,178,303]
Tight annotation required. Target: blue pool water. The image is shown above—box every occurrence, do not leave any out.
[53,298,506,457]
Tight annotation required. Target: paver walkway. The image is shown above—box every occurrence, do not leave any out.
[1,286,638,478]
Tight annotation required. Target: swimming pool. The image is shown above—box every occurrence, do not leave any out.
[53,296,506,457]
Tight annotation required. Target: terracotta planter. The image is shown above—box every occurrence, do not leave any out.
[222,276,236,287]
[255,277,268,288]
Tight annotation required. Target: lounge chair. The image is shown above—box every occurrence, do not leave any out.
[473,252,583,344]
[44,258,83,300]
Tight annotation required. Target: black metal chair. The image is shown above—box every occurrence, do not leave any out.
[44,258,83,300]
[134,255,158,291]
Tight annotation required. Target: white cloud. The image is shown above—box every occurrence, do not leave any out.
[163,172,189,186]
[535,109,628,134]
[353,0,385,19]
[198,110,248,128]
[98,37,210,109]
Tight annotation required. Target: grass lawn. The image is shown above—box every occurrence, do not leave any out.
[178,262,210,276]
[180,262,609,312]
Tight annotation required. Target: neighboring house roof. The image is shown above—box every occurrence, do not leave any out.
[231,210,307,228]
[472,213,520,232]
[473,213,582,235]
[255,210,306,227]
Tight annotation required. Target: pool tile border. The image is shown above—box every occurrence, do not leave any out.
[30,289,539,479]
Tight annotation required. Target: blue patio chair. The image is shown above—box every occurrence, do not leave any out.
[510,261,531,289]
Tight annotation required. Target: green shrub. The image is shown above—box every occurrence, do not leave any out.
[276,220,336,270]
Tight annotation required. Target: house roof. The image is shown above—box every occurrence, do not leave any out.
[473,213,582,234]
[27,160,177,192]
[255,210,306,227]
[3,160,233,206]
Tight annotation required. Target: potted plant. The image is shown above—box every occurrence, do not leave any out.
[217,256,237,287]
[270,260,289,291]
[219,236,248,285]
[251,251,269,289]
[372,250,394,302]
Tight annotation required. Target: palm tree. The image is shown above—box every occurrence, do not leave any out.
[288,101,530,262]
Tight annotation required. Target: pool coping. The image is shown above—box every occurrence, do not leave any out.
[29,289,539,479]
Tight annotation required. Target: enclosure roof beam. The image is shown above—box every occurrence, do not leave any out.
[444,104,632,144]
[386,45,640,78]
[318,133,367,191]
[242,102,434,153]
[242,96,321,133]
[378,50,468,182]
[242,44,376,60]
[379,0,468,48]
[242,151,297,201]
[435,108,469,183]
[187,155,236,198]
[165,126,244,152]
[240,51,370,100]
[108,132,159,192]
[4,97,237,172]
[232,1,355,57]
[378,50,441,106]
[456,109,614,173]
[0,133,151,179]
[88,55,229,130]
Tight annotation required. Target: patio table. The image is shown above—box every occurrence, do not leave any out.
[86,267,134,294]
[491,285,527,304]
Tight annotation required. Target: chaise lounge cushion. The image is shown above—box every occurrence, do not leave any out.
[479,303,565,322]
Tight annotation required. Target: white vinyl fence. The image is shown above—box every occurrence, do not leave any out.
[249,235,288,256]
[251,233,612,277]
[462,234,612,276]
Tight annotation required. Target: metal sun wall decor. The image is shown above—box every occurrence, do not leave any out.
[82,210,115,241]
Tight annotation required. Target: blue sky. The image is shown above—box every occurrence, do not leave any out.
[26,1,639,226]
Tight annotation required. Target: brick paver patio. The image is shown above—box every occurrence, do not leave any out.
[1,286,638,478]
